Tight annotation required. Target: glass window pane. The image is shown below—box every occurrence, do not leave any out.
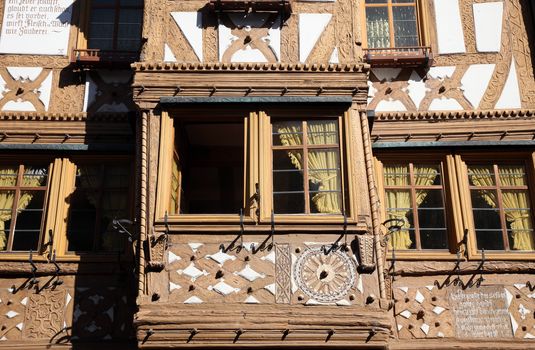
[0,167,18,186]
[417,189,444,208]
[274,193,304,214]
[499,165,527,186]
[76,166,102,189]
[272,121,302,146]
[310,191,342,214]
[366,7,390,48]
[307,120,338,145]
[0,190,15,251]
[383,165,409,186]
[393,6,418,47]
[418,209,445,229]
[121,0,143,6]
[22,166,48,187]
[468,165,495,186]
[414,165,441,186]
[274,150,302,171]
[366,0,387,3]
[476,230,505,250]
[12,191,44,251]
[273,171,303,192]
[104,165,129,188]
[67,191,97,251]
[508,230,534,251]
[420,229,448,249]
[393,0,415,3]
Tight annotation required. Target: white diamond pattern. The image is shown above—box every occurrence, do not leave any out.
[205,250,237,266]
[235,264,266,282]
[6,311,18,319]
[178,263,209,281]
[208,279,240,296]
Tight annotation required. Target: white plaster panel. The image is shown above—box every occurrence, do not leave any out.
[405,71,428,109]
[218,24,236,62]
[375,99,407,112]
[164,44,177,62]
[433,0,466,54]
[2,100,36,111]
[460,64,495,109]
[473,2,503,52]
[367,81,377,105]
[372,68,401,82]
[6,67,43,81]
[329,47,339,64]
[231,47,268,63]
[428,97,464,111]
[171,12,203,61]
[427,66,456,80]
[83,76,98,112]
[0,0,74,55]
[495,60,522,109]
[267,18,282,61]
[38,71,53,111]
[0,75,6,99]
[299,13,332,62]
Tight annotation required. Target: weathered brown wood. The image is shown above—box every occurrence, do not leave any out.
[393,260,535,276]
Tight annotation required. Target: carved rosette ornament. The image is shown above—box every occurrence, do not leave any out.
[293,247,357,303]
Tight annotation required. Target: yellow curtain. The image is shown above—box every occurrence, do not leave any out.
[384,165,438,249]
[277,121,341,214]
[0,167,45,251]
[468,166,497,207]
[307,121,341,214]
[169,153,180,214]
[499,166,534,251]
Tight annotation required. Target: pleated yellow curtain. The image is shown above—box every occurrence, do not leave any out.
[499,166,534,251]
[307,121,341,214]
[468,166,497,207]
[384,165,438,249]
[0,167,17,251]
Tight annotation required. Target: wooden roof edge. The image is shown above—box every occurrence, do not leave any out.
[0,111,137,122]
[374,109,535,121]
[132,61,370,72]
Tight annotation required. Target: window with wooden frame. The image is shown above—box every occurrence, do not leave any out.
[86,0,143,52]
[0,163,50,252]
[64,161,132,253]
[364,0,421,49]
[0,157,133,259]
[73,0,144,64]
[465,163,534,252]
[157,107,359,226]
[379,160,449,251]
[376,152,535,259]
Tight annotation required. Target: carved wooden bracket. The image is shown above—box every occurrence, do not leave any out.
[147,233,167,271]
[356,234,375,272]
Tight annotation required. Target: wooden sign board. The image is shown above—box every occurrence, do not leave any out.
[448,285,513,338]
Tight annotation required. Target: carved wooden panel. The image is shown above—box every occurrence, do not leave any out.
[23,290,67,339]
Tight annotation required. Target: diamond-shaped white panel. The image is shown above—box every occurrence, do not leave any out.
[208,279,240,296]
[432,306,446,315]
[178,263,209,281]
[205,250,236,266]
[5,311,18,319]
[184,296,203,304]
[399,310,412,319]
[421,323,430,335]
[235,264,266,282]
[264,283,276,295]
[261,250,275,264]
[244,295,260,304]
[415,290,425,304]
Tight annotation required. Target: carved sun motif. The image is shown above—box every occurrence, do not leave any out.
[294,247,357,303]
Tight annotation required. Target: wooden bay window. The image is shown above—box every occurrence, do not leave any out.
[158,106,358,226]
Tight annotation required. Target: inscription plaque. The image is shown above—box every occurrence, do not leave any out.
[448,286,513,338]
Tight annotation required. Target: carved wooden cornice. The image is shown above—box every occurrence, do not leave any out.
[132,61,369,72]
[132,62,370,109]
[0,111,135,122]
[374,109,535,122]
[136,304,390,348]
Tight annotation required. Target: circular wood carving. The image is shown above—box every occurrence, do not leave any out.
[293,247,357,303]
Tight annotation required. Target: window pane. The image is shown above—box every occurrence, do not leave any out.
[393,5,418,47]
[104,165,129,188]
[117,9,143,51]
[22,166,48,187]
[414,165,441,185]
[273,150,302,171]
[307,120,338,145]
[393,0,415,3]
[272,121,302,146]
[420,229,448,249]
[366,7,390,48]
[499,165,527,186]
[384,165,409,186]
[476,230,505,250]
[12,191,44,251]
[0,190,15,251]
[120,0,143,6]
[366,0,387,3]
[0,166,18,186]
[67,190,96,251]
[273,171,303,192]
[273,193,305,214]
[468,165,495,186]
[88,9,115,50]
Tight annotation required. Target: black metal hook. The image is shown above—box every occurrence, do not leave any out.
[51,249,63,287]
[28,250,39,287]
[252,210,274,254]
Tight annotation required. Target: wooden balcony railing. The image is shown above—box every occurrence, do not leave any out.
[71,49,140,67]
[208,0,291,13]
[363,46,433,68]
